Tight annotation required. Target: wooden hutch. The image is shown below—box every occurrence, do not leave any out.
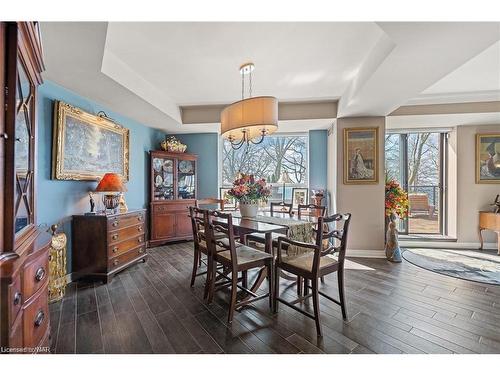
[0,22,51,351]
[149,150,198,246]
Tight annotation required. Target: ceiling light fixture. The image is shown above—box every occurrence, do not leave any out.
[221,63,278,150]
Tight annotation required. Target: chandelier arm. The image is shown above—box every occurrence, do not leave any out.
[249,133,265,145]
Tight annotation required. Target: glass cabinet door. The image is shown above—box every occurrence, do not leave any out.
[177,159,196,199]
[152,157,175,200]
[14,60,35,234]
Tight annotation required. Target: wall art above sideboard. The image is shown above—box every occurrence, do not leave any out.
[51,100,130,181]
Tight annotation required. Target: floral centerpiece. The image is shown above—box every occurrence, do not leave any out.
[385,179,409,219]
[384,178,409,263]
[227,173,271,217]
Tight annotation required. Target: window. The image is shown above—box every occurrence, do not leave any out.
[385,131,447,235]
[221,134,308,201]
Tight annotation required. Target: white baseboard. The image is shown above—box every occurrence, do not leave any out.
[400,241,497,250]
[347,249,386,258]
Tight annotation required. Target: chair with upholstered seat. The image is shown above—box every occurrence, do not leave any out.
[189,206,241,297]
[273,213,351,336]
[297,203,326,219]
[206,210,274,323]
[195,198,225,211]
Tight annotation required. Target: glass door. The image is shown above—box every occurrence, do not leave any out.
[152,156,174,200]
[177,159,196,199]
[385,131,447,235]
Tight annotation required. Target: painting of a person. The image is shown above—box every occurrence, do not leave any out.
[350,147,374,180]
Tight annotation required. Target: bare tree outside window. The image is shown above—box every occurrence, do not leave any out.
[222,135,308,187]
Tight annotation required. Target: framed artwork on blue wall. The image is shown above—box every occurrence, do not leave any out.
[52,100,130,181]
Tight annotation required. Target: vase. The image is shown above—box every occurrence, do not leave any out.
[239,202,259,218]
[385,214,402,263]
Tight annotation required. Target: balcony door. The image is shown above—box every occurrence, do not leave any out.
[385,131,448,236]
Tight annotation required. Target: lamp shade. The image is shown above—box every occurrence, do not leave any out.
[95,173,127,192]
[277,171,292,184]
[221,96,278,141]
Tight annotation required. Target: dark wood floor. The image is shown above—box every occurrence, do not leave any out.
[49,242,500,354]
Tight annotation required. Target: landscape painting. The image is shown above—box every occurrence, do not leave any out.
[476,133,500,184]
[52,101,130,181]
[344,127,378,184]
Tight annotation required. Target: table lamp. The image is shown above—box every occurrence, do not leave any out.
[95,173,128,213]
[277,171,292,203]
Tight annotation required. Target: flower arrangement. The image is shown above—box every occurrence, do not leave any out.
[227,173,271,204]
[385,179,409,218]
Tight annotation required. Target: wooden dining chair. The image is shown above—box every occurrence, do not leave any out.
[297,204,326,219]
[196,198,225,211]
[206,210,274,323]
[270,202,293,216]
[273,213,352,336]
[189,206,212,299]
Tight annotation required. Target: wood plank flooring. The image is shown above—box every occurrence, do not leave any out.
[49,242,500,354]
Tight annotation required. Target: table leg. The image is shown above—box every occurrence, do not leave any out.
[497,232,500,255]
[478,227,484,250]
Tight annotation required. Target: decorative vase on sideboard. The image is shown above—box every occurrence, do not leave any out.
[385,214,402,262]
[239,202,259,218]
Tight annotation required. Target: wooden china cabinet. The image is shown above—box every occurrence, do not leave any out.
[0,22,51,352]
[149,150,198,246]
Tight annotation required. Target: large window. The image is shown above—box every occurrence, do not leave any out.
[221,134,308,201]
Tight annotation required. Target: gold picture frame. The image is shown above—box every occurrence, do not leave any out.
[476,133,500,184]
[343,127,379,184]
[52,101,130,181]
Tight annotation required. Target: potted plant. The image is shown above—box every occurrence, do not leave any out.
[384,178,409,262]
[227,174,271,218]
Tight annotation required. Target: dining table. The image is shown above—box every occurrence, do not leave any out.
[216,210,320,300]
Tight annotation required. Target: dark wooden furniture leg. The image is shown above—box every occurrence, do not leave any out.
[190,247,199,287]
[338,268,348,320]
[479,227,484,250]
[312,277,322,336]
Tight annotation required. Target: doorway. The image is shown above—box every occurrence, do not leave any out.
[385,131,448,236]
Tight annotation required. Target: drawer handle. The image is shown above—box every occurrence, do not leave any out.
[112,246,119,253]
[137,237,143,243]
[137,216,143,222]
[13,292,22,305]
[113,259,119,266]
[112,234,118,240]
[139,248,144,254]
[35,267,46,282]
[34,310,45,327]
[137,226,143,232]
[112,221,119,227]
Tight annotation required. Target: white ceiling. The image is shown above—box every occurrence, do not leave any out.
[40,22,500,132]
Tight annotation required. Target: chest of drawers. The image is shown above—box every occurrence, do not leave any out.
[72,209,147,282]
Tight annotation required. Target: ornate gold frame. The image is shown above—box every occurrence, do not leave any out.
[343,127,379,185]
[476,133,500,184]
[52,101,130,181]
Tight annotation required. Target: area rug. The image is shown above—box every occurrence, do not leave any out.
[402,248,500,286]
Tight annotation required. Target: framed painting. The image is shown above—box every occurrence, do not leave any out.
[476,133,500,184]
[52,101,130,181]
[291,187,308,208]
[220,187,236,210]
[343,127,379,184]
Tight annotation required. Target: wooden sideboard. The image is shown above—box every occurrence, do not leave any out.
[479,211,500,255]
[149,151,197,246]
[72,209,147,282]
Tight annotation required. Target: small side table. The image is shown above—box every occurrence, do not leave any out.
[478,211,500,255]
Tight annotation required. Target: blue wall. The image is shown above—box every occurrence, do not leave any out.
[308,130,328,191]
[174,133,219,199]
[37,81,165,272]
